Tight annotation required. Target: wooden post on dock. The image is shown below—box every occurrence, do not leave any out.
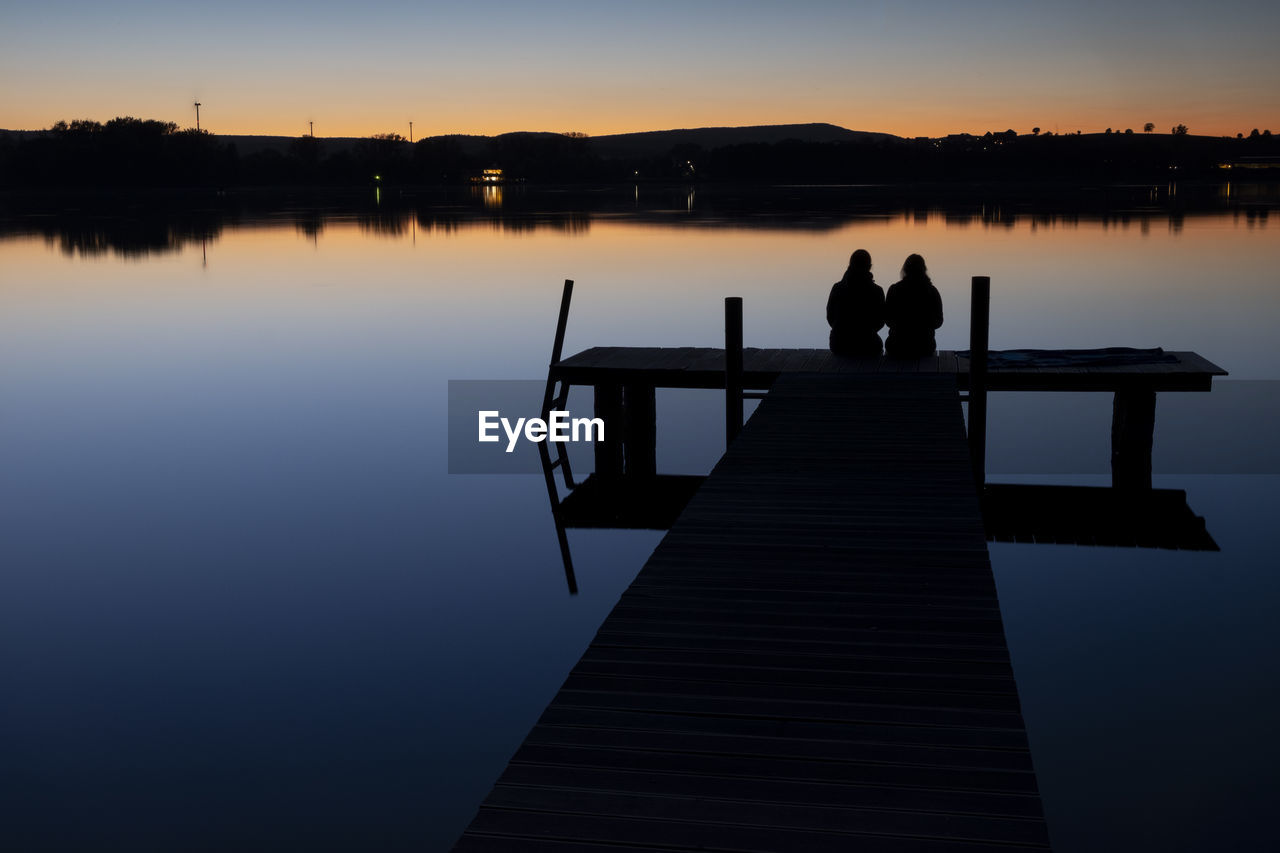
[725,297,744,446]
[969,276,990,488]
[623,383,657,477]
[1112,389,1156,490]
[594,384,624,481]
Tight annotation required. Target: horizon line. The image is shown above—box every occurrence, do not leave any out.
[4,119,1272,141]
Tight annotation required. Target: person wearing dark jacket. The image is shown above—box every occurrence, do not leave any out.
[884,253,943,358]
[826,249,885,356]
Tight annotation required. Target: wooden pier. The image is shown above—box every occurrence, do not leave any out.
[454,372,1053,851]
[453,278,1225,849]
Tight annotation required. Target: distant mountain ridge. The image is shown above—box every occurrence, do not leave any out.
[0,123,899,160]
[590,123,898,158]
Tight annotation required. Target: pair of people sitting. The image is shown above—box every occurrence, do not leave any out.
[826,250,943,358]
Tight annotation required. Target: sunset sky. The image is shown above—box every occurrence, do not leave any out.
[3,0,1277,139]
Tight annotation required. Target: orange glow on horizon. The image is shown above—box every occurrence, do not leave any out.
[7,112,1273,141]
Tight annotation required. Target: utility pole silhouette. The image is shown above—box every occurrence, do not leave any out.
[194,101,201,131]
[309,120,314,137]
[409,121,413,143]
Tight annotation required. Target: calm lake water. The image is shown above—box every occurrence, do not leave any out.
[2,185,1278,851]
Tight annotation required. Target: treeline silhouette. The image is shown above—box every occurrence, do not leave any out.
[2,118,1278,189]
[0,120,612,188]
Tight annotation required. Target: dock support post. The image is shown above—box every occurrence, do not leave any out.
[1112,389,1156,490]
[968,276,990,488]
[593,383,624,481]
[725,297,744,447]
[623,383,657,478]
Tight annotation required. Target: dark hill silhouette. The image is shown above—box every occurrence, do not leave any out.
[589,123,898,159]
[2,123,893,160]
[215,132,518,159]
[218,134,366,156]
[210,125,899,162]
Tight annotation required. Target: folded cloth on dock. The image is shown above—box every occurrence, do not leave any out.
[956,347,1177,368]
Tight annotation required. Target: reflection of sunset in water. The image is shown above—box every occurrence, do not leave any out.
[2,201,1277,378]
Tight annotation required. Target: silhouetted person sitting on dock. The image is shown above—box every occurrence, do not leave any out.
[826,249,886,356]
[885,254,943,358]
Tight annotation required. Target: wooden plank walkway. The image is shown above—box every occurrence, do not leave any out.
[554,346,1224,391]
[453,373,1051,851]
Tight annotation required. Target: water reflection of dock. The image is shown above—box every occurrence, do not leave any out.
[453,287,1225,850]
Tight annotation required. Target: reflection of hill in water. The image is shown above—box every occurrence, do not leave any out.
[0,183,1274,257]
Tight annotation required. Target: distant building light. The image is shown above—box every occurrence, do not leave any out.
[1220,157,1280,170]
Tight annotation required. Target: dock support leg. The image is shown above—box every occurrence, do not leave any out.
[1112,389,1156,490]
[968,276,990,489]
[623,383,657,478]
[725,297,744,447]
[594,383,624,481]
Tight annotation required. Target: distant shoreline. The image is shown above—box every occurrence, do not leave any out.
[3,121,1277,192]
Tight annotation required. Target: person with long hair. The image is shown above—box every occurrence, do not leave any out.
[884,253,943,358]
[826,249,885,356]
